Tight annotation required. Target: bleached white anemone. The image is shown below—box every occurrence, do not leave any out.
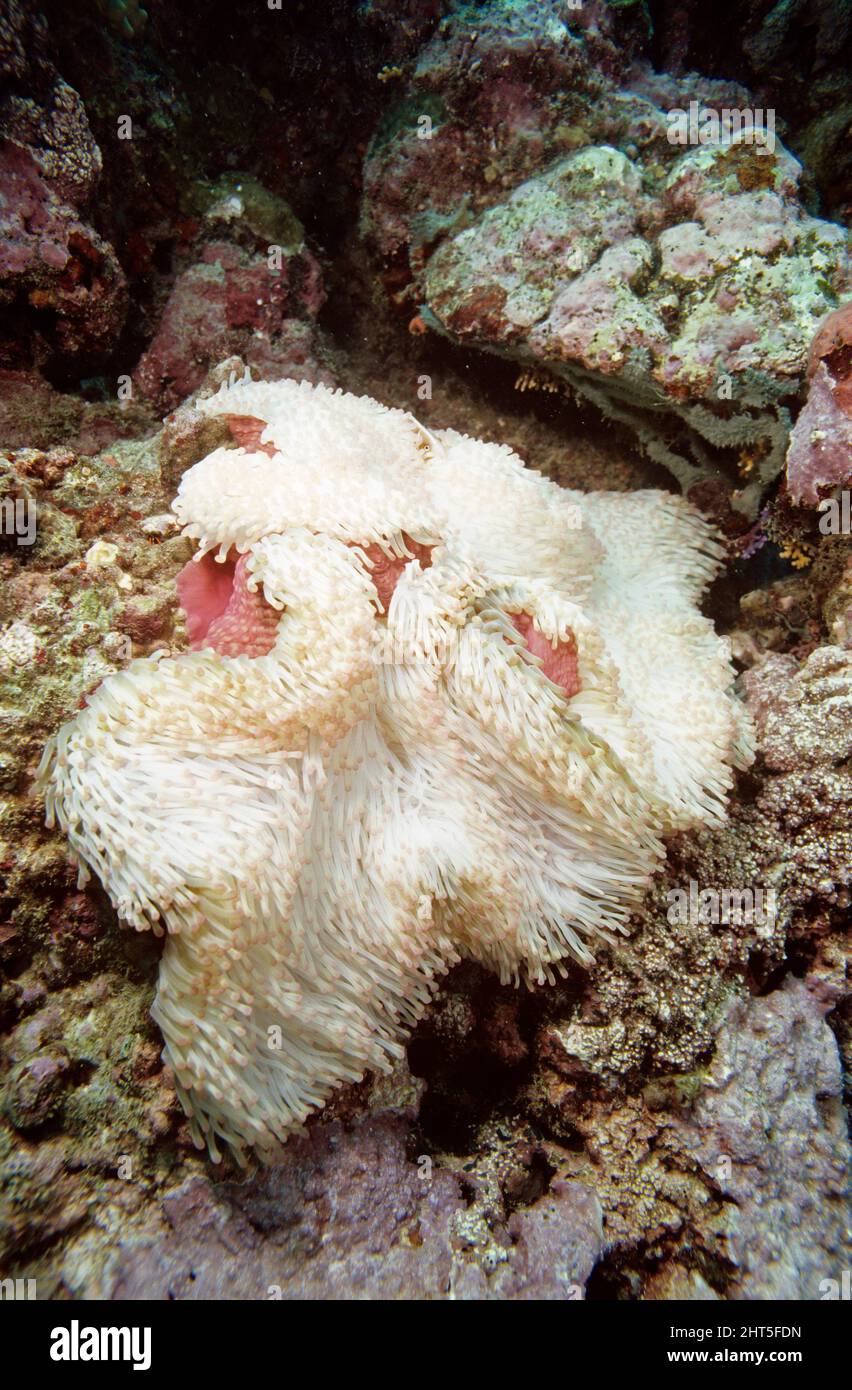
[39,373,751,1162]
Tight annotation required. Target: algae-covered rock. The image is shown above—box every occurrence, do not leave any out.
[362,0,851,514]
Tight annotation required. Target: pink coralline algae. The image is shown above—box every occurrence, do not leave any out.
[786,301,852,506]
[134,239,331,413]
[0,2,127,367]
[361,0,631,264]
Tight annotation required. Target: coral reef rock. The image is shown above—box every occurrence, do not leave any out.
[0,0,127,369]
[786,301,852,506]
[675,977,850,1300]
[362,0,851,513]
[134,179,333,413]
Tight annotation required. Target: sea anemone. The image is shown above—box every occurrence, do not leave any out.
[38,374,751,1162]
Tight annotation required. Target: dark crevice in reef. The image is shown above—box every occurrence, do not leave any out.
[754,910,847,994]
[586,1239,738,1302]
[408,1038,531,1156]
[35,0,448,348]
[502,1144,556,1215]
[729,765,763,807]
[406,964,556,1156]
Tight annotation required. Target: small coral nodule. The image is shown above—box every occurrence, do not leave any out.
[38,374,752,1163]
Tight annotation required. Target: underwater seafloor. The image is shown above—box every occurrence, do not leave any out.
[0,0,850,1302]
